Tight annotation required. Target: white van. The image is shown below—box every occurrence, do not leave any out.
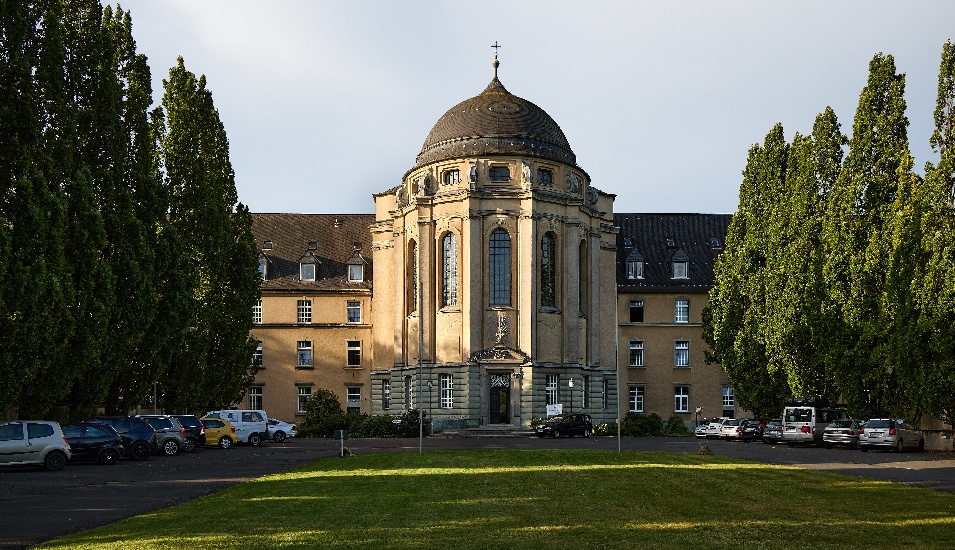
[782,400,848,446]
[202,410,269,446]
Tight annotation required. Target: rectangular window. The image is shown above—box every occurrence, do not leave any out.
[675,299,689,323]
[672,261,688,279]
[629,385,645,413]
[347,301,361,323]
[674,385,690,413]
[347,341,361,367]
[626,260,644,279]
[252,341,263,367]
[252,299,262,324]
[348,264,364,282]
[405,375,413,409]
[629,300,644,323]
[628,340,644,367]
[248,386,263,411]
[297,299,312,323]
[297,386,311,414]
[297,341,312,368]
[443,169,460,186]
[602,380,609,410]
[488,165,510,182]
[582,375,590,408]
[722,386,735,408]
[300,262,316,281]
[383,380,391,410]
[440,374,453,408]
[675,340,689,367]
[346,387,361,412]
[545,374,558,406]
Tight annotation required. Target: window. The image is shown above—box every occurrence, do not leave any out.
[346,387,361,413]
[383,380,391,410]
[258,257,268,279]
[722,386,735,408]
[409,241,418,313]
[628,340,644,367]
[248,386,262,410]
[675,299,689,323]
[297,386,311,414]
[297,341,312,367]
[672,261,688,279]
[252,341,263,367]
[252,299,262,324]
[347,340,361,367]
[442,233,458,307]
[674,386,690,413]
[300,262,316,281]
[545,374,558,406]
[629,300,644,323]
[630,385,645,413]
[348,264,364,282]
[443,169,460,185]
[405,375,413,409]
[583,375,590,408]
[297,300,312,323]
[440,374,453,408]
[489,229,511,306]
[602,380,609,410]
[541,233,556,308]
[675,340,689,367]
[626,260,644,279]
[537,168,553,186]
[578,241,588,314]
[489,166,510,182]
[347,301,361,323]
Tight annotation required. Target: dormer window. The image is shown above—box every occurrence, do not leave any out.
[625,249,645,280]
[258,255,268,279]
[299,252,319,281]
[671,248,689,279]
[488,166,510,182]
[346,243,369,283]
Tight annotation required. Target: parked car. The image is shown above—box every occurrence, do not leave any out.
[87,416,158,460]
[718,418,744,440]
[858,418,925,452]
[202,410,268,446]
[761,419,783,444]
[200,417,238,449]
[267,418,297,442]
[740,419,765,442]
[534,414,593,438]
[136,415,186,456]
[0,420,71,471]
[822,419,864,449]
[169,414,205,451]
[695,417,729,440]
[61,423,124,465]
[782,399,849,446]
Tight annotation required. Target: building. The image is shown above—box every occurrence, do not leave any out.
[249,58,734,427]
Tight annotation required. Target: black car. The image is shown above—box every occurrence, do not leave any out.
[61,423,124,465]
[170,414,205,451]
[740,419,765,442]
[86,416,158,460]
[535,414,593,438]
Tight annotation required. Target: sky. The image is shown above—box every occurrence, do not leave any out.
[120,1,955,215]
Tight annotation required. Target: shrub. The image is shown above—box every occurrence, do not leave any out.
[621,412,664,436]
[666,415,689,435]
[593,422,618,436]
[297,388,344,438]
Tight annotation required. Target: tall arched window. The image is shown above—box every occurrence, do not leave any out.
[489,229,511,306]
[442,232,458,307]
[541,233,556,308]
[408,241,418,313]
[578,240,588,315]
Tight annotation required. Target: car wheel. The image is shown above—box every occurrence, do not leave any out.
[130,441,151,461]
[184,437,197,453]
[249,433,262,447]
[895,439,904,452]
[98,448,120,465]
[917,438,925,452]
[273,430,286,443]
[549,430,558,439]
[219,436,233,449]
[162,438,179,456]
[43,450,67,471]
[583,429,591,438]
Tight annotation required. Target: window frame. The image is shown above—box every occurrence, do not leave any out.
[537,168,553,186]
[297,385,312,414]
[489,229,512,306]
[628,340,645,367]
[440,373,453,408]
[540,233,557,308]
[382,380,391,410]
[629,300,644,323]
[675,298,689,323]
[248,386,263,410]
[674,340,689,367]
[297,340,313,368]
[442,169,460,186]
[674,385,690,413]
[629,385,645,413]
[347,301,361,323]
[297,299,312,324]
[626,260,644,279]
[252,299,262,324]
[346,340,361,367]
[672,261,689,279]
[252,341,263,367]
[488,165,510,182]
[442,232,458,308]
[300,262,316,281]
[545,374,558,406]
[348,264,364,283]
[722,386,735,409]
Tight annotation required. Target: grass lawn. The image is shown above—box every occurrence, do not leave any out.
[42,449,955,549]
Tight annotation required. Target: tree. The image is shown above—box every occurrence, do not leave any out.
[159,58,260,413]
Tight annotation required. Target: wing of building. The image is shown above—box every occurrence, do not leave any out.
[248,59,736,428]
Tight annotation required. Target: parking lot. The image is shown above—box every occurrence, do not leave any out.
[1,435,954,549]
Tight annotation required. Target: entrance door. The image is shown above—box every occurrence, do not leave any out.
[489,387,510,424]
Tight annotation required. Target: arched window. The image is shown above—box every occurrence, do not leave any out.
[578,240,588,315]
[541,233,556,308]
[489,229,511,306]
[442,232,458,307]
[408,241,418,313]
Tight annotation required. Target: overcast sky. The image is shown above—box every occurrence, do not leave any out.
[120,1,955,215]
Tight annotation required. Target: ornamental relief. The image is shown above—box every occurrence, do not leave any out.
[489,374,510,388]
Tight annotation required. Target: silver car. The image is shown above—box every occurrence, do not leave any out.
[135,415,186,456]
[858,418,924,452]
[0,420,72,471]
[822,419,864,448]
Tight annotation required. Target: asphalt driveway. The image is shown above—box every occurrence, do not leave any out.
[1,436,953,549]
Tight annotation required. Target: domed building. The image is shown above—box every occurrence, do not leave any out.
[369,57,619,429]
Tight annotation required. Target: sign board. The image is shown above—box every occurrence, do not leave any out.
[333,429,348,440]
[546,404,563,417]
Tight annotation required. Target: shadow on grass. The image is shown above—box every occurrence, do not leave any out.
[41,450,955,549]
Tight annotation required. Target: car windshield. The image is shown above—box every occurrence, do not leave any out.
[866,419,893,429]
[828,420,852,428]
[785,408,812,423]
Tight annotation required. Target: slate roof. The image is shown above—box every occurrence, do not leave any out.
[251,213,376,291]
[614,213,733,293]
[414,77,576,170]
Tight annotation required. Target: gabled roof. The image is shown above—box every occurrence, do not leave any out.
[251,213,376,291]
[614,213,732,293]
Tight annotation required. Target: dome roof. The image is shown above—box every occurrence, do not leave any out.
[414,77,576,169]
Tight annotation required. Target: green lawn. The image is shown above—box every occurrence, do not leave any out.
[43,450,955,549]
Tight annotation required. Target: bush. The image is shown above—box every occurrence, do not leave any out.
[666,415,689,435]
[621,412,664,436]
[593,422,618,436]
[297,394,430,438]
[297,388,344,438]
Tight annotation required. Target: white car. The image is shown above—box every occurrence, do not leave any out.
[0,420,72,471]
[267,418,297,442]
[718,418,743,440]
[203,410,269,446]
[695,417,729,439]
